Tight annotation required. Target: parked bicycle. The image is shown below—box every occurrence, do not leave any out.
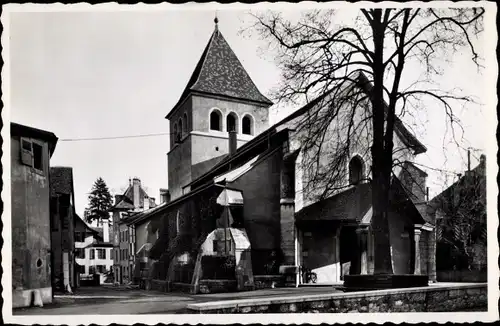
[301,266,318,284]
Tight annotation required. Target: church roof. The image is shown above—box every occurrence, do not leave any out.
[296,177,426,225]
[166,23,273,119]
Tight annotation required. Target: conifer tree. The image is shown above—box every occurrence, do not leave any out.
[86,177,113,226]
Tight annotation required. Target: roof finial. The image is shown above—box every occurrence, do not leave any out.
[214,11,219,29]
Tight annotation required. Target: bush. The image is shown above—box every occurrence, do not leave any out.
[201,255,236,280]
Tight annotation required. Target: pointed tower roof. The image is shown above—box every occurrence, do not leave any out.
[166,20,273,119]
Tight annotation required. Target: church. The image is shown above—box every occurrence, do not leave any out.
[127,18,437,293]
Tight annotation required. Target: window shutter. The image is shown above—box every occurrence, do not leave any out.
[20,138,33,167]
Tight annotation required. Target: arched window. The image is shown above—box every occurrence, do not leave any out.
[178,118,183,139]
[210,110,222,131]
[226,112,238,132]
[242,115,253,135]
[183,113,188,133]
[349,156,365,185]
[173,123,178,143]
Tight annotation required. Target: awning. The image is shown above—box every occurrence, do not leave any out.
[216,188,244,206]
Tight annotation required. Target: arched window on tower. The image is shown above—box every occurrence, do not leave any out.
[226,112,238,132]
[178,118,183,140]
[183,113,188,134]
[173,123,178,143]
[349,156,365,185]
[210,110,222,131]
[242,115,253,135]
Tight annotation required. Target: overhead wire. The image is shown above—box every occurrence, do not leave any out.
[59,132,173,142]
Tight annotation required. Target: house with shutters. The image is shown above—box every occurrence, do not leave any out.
[74,215,114,284]
[10,122,58,307]
[109,178,158,284]
[129,19,436,293]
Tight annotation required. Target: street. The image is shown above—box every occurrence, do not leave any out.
[13,285,342,315]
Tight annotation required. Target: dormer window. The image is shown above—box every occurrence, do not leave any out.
[349,155,365,185]
[210,110,222,131]
[242,115,253,135]
[226,112,238,132]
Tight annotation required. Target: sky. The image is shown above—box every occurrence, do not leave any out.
[7,6,492,218]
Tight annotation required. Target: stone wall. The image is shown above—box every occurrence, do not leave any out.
[187,284,487,313]
[437,270,487,282]
[254,275,285,289]
[199,280,238,294]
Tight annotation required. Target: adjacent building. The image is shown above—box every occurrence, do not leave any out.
[74,216,114,284]
[427,154,487,282]
[49,166,77,293]
[11,122,58,307]
[109,178,157,284]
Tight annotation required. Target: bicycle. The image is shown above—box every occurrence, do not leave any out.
[301,266,318,284]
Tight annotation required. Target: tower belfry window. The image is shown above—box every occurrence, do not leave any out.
[178,118,183,139]
[210,110,222,131]
[183,113,188,133]
[242,115,253,135]
[173,124,178,143]
[226,112,237,132]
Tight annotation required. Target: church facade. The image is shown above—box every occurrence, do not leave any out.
[129,19,436,293]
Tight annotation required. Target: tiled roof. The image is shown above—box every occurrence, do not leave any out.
[296,178,426,225]
[90,227,103,239]
[295,183,372,223]
[110,182,148,211]
[428,158,486,216]
[166,25,272,119]
[50,167,74,197]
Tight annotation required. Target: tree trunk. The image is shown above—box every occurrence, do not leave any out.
[371,170,394,274]
[370,12,394,275]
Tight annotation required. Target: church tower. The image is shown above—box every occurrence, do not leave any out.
[166,18,273,200]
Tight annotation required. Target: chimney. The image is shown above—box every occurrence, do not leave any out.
[229,130,237,156]
[144,195,150,211]
[160,188,170,204]
[103,220,109,243]
[133,178,141,210]
[150,197,156,207]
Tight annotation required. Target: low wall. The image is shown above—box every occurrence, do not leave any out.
[143,276,283,294]
[254,275,285,289]
[145,279,194,293]
[187,283,487,313]
[437,270,487,283]
[199,280,238,294]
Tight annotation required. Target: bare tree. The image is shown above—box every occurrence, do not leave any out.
[434,162,487,271]
[245,7,484,274]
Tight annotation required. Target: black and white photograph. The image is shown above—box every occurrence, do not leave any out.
[1,2,498,324]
